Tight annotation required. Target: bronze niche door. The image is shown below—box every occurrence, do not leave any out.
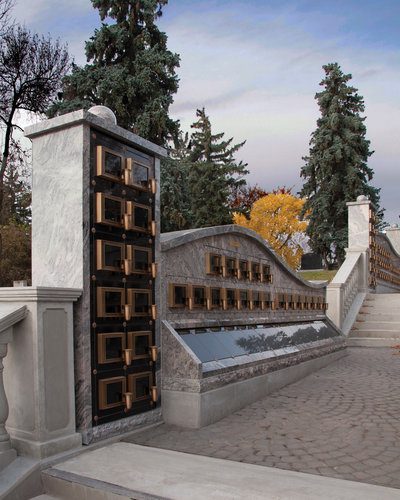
[90,130,157,426]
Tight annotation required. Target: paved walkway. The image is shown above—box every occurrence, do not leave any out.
[126,348,400,490]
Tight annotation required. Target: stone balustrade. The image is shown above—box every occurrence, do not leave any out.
[326,195,400,333]
[327,250,368,334]
[0,287,82,461]
[0,304,27,471]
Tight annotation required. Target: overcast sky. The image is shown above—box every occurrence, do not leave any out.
[12,0,400,224]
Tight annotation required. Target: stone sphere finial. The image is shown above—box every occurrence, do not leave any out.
[357,195,368,202]
[88,105,117,125]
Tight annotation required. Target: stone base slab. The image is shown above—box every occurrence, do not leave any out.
[81,407,162,445]
[10,432,82,460]
[0,447,17,471]
[162,349,346,428]
[347,338,400,347]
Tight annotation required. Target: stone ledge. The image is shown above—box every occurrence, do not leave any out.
[0,287,82,302]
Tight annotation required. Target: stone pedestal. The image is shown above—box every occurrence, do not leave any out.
[347,195,371,251]
[25,109,165,443]
[1,287,82,459]
[386,225,400,255]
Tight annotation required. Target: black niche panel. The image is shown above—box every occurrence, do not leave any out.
[90,129,157,426]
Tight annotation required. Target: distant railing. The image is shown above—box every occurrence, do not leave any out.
[326,195,400,334]
[326,251,367,334]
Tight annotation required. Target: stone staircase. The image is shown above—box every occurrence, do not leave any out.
[347,293,400,347]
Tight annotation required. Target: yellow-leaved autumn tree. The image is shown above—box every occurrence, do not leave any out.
[233,193,307,269]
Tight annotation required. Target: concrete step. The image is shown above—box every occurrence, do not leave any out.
[347,338,400,347]
[366,293,400,299]
[357,312,400,322]
[39,442,400,500]
[352,321,400,332]
[30,496,59,499]
[364,296,400,306]
[348,330,400,338]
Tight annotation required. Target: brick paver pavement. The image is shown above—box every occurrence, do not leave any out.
[126,348,400,489]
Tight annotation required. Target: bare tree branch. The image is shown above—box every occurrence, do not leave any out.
[0,0,13,35]
[0,24,70,223]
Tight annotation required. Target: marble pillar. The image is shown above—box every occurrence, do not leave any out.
[25,109,166,443]
[386,225,400,256]
[347,195,371,250]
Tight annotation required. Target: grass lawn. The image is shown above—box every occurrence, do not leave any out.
[297,269,337,282]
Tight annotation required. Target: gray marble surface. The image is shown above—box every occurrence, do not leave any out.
[161,318,345,394]
[31,126,85,288]
[347,199,370,250]
[161,225,326,290]
[161,228,327,327]
[25,109,167,159]
[26,111,164,442]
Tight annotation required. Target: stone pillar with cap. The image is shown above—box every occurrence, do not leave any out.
[347,195,371,251]
[24,107,165,444]
[386,224,400,255]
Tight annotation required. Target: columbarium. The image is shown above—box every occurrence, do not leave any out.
[18,107,345,445]
[25,107,165,443]
[160,226,345,428]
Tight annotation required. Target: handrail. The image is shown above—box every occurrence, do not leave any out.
[326,250,367,334]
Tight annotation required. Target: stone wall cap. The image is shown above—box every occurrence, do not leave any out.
[347,198,371,207]
[25,109,167,159]
[161,225,326,290]
[0,304,27,334]
[0,287,82,302]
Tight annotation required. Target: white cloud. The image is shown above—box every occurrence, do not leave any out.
[11,0,399,223]
[164,4,400,224]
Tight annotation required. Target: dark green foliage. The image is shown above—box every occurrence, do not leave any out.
[300,63,382,265]
[160,132,193,232]
[48,0,179,145]
[187,108,248,228]
[161,108,248,231]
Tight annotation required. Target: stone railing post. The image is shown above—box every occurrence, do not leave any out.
[0,305,27,470]
[0,331,16,470]
[347,195,371,251]
[1,287,82,460]
[386,225,400,255]
[326,282,343,330]
[326,196,372,333]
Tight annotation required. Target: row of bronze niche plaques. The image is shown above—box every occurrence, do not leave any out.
[96,331,158,412]
[206,253,273,282]
[169,284,328,311]
[96,286,156,321]
[93,141,157,420]
[96,239,157,277]
[96,144,157,192]
[96,192,156,234]
[97,372,157,413]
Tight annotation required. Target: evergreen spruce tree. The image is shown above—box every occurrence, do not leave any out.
[48,0,180,145]
[160,132,193,232]
[188,108,248,227]
[300,63,381,266]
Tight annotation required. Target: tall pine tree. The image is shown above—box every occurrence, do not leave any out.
[48,0,179,145]
[188,108,248,227]
[160,131,194,232]
[300,63,381,266]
